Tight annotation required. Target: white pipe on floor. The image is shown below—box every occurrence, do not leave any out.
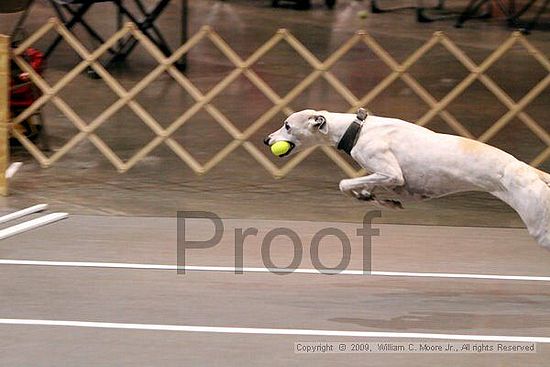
[0,212,68,240]
[0,204,48,224]
[6,162,23,179]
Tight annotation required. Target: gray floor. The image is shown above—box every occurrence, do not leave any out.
[1,215,550,366]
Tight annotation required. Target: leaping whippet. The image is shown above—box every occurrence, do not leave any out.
[264,108,550,249]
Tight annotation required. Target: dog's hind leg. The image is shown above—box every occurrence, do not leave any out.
[492,163,550,249]
[536,168,550,186]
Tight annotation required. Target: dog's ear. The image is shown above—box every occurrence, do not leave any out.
[308,115,328,135]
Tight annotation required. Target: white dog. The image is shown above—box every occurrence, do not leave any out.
[264,109,550,249]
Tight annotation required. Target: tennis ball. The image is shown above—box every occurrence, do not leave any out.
[358,10,369,19]
[271,141,292,156]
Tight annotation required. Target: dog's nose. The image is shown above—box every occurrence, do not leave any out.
[263,136,271,146]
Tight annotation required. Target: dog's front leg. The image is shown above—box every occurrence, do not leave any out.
[340,145,405,208]
[339,174,405,209]
[339,173,391,196]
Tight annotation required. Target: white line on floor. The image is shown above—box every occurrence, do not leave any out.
[1,259,549,282]
[0,318,548,343]
[0,204,48,225]
[0,213,69,241]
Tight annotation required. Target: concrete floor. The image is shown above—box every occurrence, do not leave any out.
[0,1,549,365]
[1,215,550,366]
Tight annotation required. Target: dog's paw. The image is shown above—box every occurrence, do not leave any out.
[381,199,404,210]
[355,191,374,201]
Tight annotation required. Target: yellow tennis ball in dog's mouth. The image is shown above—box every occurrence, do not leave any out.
[358,10,369,19]
[271,141,292,157]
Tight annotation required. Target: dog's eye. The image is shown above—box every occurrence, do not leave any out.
[284,122,290,131]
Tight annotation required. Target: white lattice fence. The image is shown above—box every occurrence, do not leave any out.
[4,18,550,180]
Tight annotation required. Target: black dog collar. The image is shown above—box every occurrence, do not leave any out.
[337,108,368,155]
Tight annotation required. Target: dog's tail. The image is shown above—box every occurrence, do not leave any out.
[491,163,550,249]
